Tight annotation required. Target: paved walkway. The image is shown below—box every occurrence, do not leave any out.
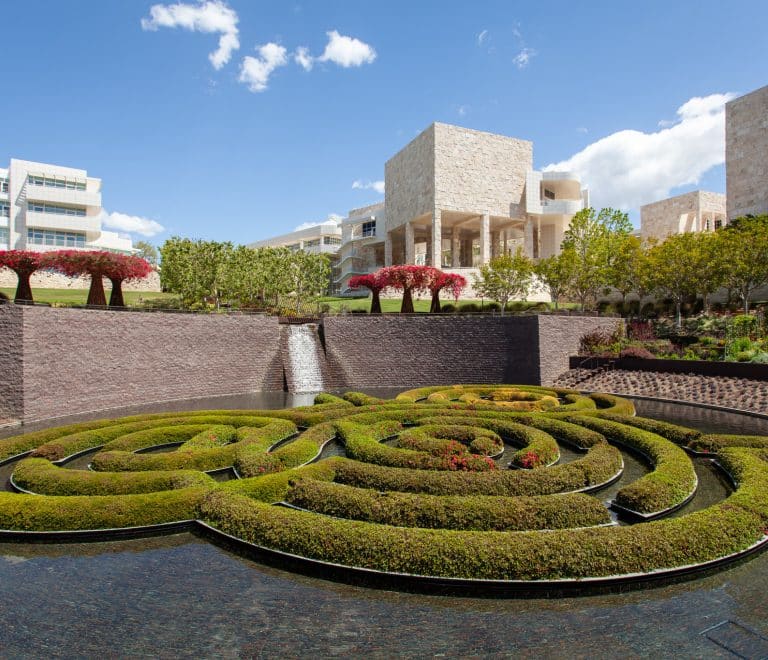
[554,368,768,415]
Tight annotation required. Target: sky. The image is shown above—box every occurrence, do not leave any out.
[2,0,767,245]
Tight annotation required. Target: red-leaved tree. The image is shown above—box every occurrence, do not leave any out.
[0,250,47,303]
[348,270,390,313]
[381,265,433,313]
[50,251,150,307]
[428,271,467,313]
[103,254,153,307]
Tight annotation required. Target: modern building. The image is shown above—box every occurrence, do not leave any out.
[726,84,768,220]
[639,191,728,240]
[383,123,587,273]
[0,159,134,253]
[247,219,342,255]
[246,122,587,296]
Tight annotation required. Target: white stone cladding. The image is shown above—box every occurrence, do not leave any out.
[432,123,532,219]
[726,85,768,219]
[640,190,727,240]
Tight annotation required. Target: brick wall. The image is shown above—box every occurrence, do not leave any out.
[15,307,283,422]
[0,306,23,420]
[322,315,616,389]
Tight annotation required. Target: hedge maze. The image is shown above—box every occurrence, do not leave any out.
[2,384,767,590]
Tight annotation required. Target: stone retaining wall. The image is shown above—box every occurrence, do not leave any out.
[0,306,616,423]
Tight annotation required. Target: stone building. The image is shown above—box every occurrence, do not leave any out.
[383,123,587,273]
[726,84,768,220]
[639,190,728,240]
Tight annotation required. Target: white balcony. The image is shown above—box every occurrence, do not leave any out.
[25,184,101,208]
[25,211,100,233]
[539,199,583,215]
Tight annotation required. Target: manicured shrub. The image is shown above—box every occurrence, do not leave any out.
[690,434,768,453]
[285,479,612,531]
[12,458,215,496]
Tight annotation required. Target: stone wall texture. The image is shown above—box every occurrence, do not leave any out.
[727,85,768,219]
[0,306,617,423]
[640,191,726,240]
[322,315,616,389]
[433,123,532,219]
[7,306,283,422]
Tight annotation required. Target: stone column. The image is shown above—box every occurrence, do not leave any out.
[536,217,542,259]
[479,213,491,264]
[491,230,500,259]
[500,229,508,255]
[451,226,460,267]
[524,218,534,258]
[405,222,415,264]
[461,238,473,267]
[384,232,393,266]
[431,209,442,267]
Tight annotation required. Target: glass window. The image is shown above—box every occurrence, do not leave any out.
[0,178,8,193]
[27,228,85,248]
[27,201,86,217]
[323,236,342,245]
[544,189,556,200]
[304,239,321,248]
[0,201,9,217]
[28,174,86,191]
[0,227,8,245]
[361,221,376,237]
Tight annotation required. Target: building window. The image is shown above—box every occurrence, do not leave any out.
[361,221,376,237]
[715,218,723,230]
[27,228,86,248]
[28,174,87,191]
[0,227,8,245]
[0,178,8,193]
[0,201,9,217]
[304,239,321,248]
[324,236,342,245]
[543,189,556,200]
[27,201,87,217]
[286,243,300,251]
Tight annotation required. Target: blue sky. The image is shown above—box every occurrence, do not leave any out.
[2,0,767,244]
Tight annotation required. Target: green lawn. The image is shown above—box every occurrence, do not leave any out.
[1,287,178,306]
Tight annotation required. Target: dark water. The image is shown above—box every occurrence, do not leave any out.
[1,393,768,657]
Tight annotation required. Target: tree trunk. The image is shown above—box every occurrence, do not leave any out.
[370,289,382,314]
[430,290,441,313]
[743,288,750,316]
[87,275,107,306]
[675,301,682,328]
[109,278,125,307]
[14,271,34,303]
[400,288,414,314]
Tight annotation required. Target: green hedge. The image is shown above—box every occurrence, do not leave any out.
[596,414,701,446]
[180,425,238,449]
[587,393,635,415]
[690,434,768,453]
[398,424,503,457]
[235,421,328,477]
[332,441,621,496]
[12,458,215,496]
[285,479,612,531]
[564,416,696,514]
[199,449,768,580]
[0,487,210,531]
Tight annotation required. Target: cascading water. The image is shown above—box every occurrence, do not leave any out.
[285,324,327,393]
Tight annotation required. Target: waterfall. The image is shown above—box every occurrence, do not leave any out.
[285,324,328,393]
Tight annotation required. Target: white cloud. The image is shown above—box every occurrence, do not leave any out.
[294,46,314,71]
[318,30,376,68]
[457,104,469,117]
[576,126,589,134]
[141,0,240,70]
[512,47,536,69]
[477,29,488,45]
[239,43,288,92]
[352,180,385,195]
[544,92,737,211]
[100,211,165,237]
[294,214,343,231]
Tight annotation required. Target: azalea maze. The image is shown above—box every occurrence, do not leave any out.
[2,385,768,594]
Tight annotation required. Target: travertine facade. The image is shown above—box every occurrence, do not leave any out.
[726,85,768,219]
[640,190,727,240]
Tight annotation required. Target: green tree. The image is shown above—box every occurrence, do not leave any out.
[473,248,534,316]
[134,241,159,267]
[607,234,647,308]
[534,249,576,310]
[218,245,271,308]
[561,207,632,310]
[718,215,768,314]
[159,237,233,307]
[646,232,701,327]
[282,250,331,314]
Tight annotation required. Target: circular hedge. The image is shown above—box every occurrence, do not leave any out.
[1,384,767,591]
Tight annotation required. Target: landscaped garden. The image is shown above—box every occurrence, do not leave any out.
[2,384,767,593]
